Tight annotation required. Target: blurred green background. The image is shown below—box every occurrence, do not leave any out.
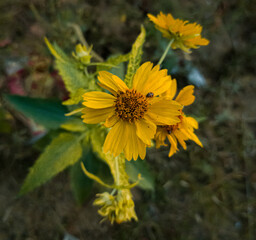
[0,0,255,239]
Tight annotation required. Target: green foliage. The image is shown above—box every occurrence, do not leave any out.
[62,88,87,105]
[0,107,12,133]
[126,158,154,191]
[61,118,87,132]
[45,38,88,94]
[19,132,83,195]
[4,94,69,129]
[70,147,99,205]
[124,26,146,87]
[96,53,130,72]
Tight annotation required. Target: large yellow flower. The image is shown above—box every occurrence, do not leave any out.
[155,79,203,157]
[82,62,182,160]
[148,12,209,53]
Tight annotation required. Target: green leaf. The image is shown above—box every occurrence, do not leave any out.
[4,94,69,129]
[110,62,125,80]
[55,60,87,94]
[96,53,130,72]
[45,38,87,94]
[124,26,146,87]
[61,118,87,132]
[62,88,87,105]
[19,132,83,195]
[70,148,97,204]
[126,158,154,191]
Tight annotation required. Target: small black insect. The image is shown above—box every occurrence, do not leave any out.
[167,129,172,134]
[146,92,154,98]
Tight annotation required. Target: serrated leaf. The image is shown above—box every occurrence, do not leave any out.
[126,158,154,191]
[45,37,69,62]
[19,132,83,195]
[124,26,146,87]
[96,53,130,72]
[45,38,87,94]
[55,60,87,94]
[4,94,69,129]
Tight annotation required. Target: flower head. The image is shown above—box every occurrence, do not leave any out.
[148,12,209,53]
[155,79,203,157]
[72,43,92,64]
[82,62,182,160]
[94,190,137,224]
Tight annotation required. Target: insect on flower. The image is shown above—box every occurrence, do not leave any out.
[81,62,182,160]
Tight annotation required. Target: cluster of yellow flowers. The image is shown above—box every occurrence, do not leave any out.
[80,12,209,223]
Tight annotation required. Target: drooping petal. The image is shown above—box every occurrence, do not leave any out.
[82,107,115,124]
[103,120,127,157]
[185,116,198,129]
[155,127,168,148]
[83,92,116,109]
[173,130,188,150]
[180,128,203,147]
[147,99,182,125]
[175,85,195,106]
[135,118,156,145]
[98,71,128,95]
[167,134,178,157]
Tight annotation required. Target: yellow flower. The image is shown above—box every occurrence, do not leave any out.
[155,79,203,157]
[148,12,209,53]
[72,43,92,64]
[82,62,182,160]
[94,190,138,224]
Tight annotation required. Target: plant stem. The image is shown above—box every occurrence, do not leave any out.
[157,39,174,66]
[115,157,120,186]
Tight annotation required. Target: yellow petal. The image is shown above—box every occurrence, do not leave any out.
[167,134,178,157]
[185,116,198,129]
[135,118,156,145]
[132,62,153,92]
[175,85,195,106]
[180,128,203,147]
[147,99,182,125]
[155,127,167,148]
[134,63,172,96]
[98,71,128,95]
[105,114,119,128]
[162,78,177,99]
[103,120,127,157]
[173,130,188,150]
[124,123,147,161]
[81,107,115,124]
[83,92,115,109]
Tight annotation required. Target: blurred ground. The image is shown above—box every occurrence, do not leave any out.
[0,0,256,239]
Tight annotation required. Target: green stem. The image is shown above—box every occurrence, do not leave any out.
[157,39,174,66]
[114,157,120,186]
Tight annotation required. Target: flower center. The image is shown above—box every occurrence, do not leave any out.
[115,89,148,122]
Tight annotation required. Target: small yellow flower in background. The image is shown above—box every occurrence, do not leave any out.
[72,43,92,64]
[82,62,182,161]
[94,190,138,224]
[155,79,203,157]
[148,12,209,53]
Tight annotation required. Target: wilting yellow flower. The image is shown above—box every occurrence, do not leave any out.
[155,79,203,157]
[72,43,92,64]
[82,62,182,160]
[94,190,138,224]
[148,12,209,53]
